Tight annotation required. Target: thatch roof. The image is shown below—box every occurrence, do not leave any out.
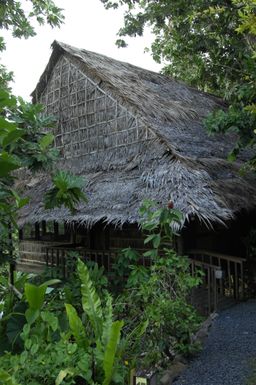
[18,40,256,228]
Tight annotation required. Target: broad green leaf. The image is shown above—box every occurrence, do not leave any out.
[40,279,61,288]
[24,283,46,310]
[153,234,161,248]
[16,196,30,209]
[11,189,30,208]
[30,343,39,355]
[0,157,20,177]
[55,369,74,385]
[170,209,184,221]
[0,89,17,110]
[103,320,123,385]
[143,249,158,258]
[0,370,20,385]
[144,233,157,244]
[0,116,17,131]
[2,128,24,148]
[39,132,54,150]
[25,308,40,325]
[45,171,87,212]
[144,233,161,248]
[65,303,87,347]
[41,311,59,331]
[6,312,26,346]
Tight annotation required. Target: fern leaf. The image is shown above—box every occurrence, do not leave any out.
[77,259,103,340]
[102,294,113,348]
[103,320,124,385]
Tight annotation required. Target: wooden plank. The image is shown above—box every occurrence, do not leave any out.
[227,260,231,296]
[213,269,217,311]
[190,260,219,269]
[188,249,246,263]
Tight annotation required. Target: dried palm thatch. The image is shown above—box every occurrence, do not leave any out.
[18,41,256,229]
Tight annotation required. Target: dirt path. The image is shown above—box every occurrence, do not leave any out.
[173,300,256,385]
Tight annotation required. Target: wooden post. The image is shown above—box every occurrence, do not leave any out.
[213,269,217,311]
[51,249,54,270]
[18,228,23,240]
[191,260,195,276]
[176,236,184,255]
[46,248,49,267]
[70,223,76,244]
[42,221,46,237]
[56,249,60,271]
[207,267,211,314]
[227,260,231,296]
[35,222,40,240]
[240,262,245,300]
[234,262,238,299]
[54,222,59,239]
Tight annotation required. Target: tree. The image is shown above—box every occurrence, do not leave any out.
[101,0,256,163]
[0,1,86,265]
[0,0,64,39]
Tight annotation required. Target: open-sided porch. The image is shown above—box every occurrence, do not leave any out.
[17,220,248,316]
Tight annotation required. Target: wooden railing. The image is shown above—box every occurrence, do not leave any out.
[46,246,118,278]
[188,250,246,314]
[19,242,247,315]
[189,259,223,314]
[45,246,152,278]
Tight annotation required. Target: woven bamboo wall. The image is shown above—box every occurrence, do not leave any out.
[39,55,156,159]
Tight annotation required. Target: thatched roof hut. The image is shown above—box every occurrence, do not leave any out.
[18,40,256,229]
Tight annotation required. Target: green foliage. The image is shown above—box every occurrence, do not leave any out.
[101,0,256,163]
[0,200,202,380]
[113,200,202,367]
[65,303,87,347]
[0,369,20,385]
[0,0,88,268]
[112,247,141,290]
[101,0,248,96]
[77,258,103,340]
[44,171,87,213]
[0,274,61,358]
[0,260,131,385]
[247,358,256,385]
[0,0,64,39]
[65,260,126,385]
[0,91,59,263]
[103,320,123,385]
[0,268,28,354]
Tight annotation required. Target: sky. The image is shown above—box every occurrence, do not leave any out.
[2,0,161,101]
